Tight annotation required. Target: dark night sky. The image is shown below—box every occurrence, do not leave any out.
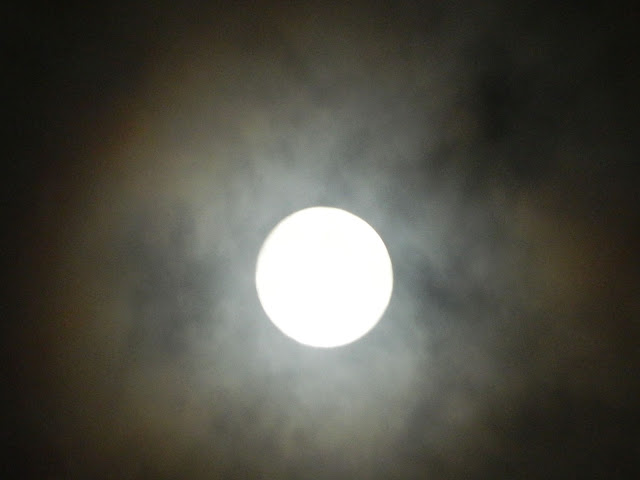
[4,1,640,478]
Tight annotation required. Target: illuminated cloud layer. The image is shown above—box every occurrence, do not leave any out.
[6,2,638,478]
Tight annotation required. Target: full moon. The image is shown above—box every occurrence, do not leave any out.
[255,207,393,348]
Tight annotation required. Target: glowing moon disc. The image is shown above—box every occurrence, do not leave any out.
[256,207,393,348]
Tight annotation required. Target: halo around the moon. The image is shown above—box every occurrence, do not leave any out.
[255,207,393,348]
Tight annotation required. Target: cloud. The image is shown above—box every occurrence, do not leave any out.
[6,1,638,478]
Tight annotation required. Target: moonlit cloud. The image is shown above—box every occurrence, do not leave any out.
[6,2,639,478]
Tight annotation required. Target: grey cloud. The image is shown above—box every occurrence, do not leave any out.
[6,1,639,478]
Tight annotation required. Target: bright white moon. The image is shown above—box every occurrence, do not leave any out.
[255,207,393,348]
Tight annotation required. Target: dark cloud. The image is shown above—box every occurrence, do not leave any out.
[5,1,639,478]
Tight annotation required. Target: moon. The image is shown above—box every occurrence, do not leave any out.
[255,207,393,348]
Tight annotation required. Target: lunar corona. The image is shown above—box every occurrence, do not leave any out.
[255,207,393,348]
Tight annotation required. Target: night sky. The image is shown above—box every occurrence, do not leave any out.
[5,1,639,478]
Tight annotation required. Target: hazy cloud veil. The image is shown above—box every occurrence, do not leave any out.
[6,2,638,478]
